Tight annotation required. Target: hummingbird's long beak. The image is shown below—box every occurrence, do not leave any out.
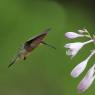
[41,42,56,49]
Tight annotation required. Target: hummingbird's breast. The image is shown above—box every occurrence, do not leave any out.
[18,49,28,59]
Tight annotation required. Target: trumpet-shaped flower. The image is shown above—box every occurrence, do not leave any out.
[71,50,95,78]
[65,32,84,39]
[64,40,94,58]
[78,30,85,33]
[78,29,88,33]
[64,29,95,93]
[77,64,95,93]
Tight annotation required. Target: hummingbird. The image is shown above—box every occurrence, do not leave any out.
[8,28,56,68]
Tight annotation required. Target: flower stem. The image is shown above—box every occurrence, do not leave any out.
[86,50,95,61]
[84,39,94,44]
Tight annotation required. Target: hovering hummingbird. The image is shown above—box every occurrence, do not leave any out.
[8,28,56,68]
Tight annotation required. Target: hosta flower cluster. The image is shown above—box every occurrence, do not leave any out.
[64,29,95,93]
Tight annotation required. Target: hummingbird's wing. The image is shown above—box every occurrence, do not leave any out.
[24,28,52,51]
[25,28,51,45]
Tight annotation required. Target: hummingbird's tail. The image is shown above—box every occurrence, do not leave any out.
[8,56,19,68]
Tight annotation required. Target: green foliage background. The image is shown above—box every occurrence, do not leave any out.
[0,0,95,95]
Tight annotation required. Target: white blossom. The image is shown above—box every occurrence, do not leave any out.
[78,29,88,33]
[64,40,94,58]
[71,50,95,78]
[78,30,85,33]
[64,29,95,93]
[77,64,95,93]
[65,32,84,39]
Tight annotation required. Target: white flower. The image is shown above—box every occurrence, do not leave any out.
[65,32,84,39]
[65,42,84,58]
[78,29,88,34]
[71,50,95,78]
[64,40,94,58]
[77,64,95,93]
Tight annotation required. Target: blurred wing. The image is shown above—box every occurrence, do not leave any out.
[26,28,51,45]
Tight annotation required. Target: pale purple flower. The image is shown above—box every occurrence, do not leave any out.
[77,64,95,93]
[64,28,95,93]
[64,40,94,58]
[65,32,84,39]
[71,51,95,78]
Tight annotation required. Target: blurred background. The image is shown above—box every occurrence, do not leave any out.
[0,0,95,95]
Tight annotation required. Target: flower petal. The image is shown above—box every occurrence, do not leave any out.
[71,60,88,78]
[65,32,84,39]
[77,64,95,93]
